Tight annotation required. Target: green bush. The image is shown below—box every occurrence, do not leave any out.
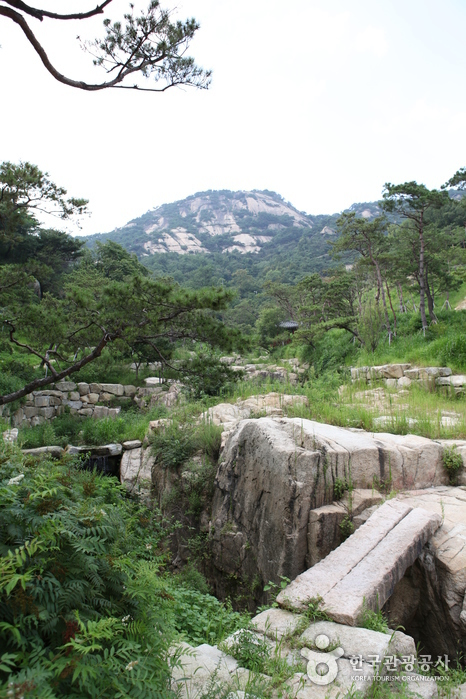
[0,444,175,697]
[172,588,249,646]
[150,419,222,471]
[178,354,243,399]
[443,445,463,484]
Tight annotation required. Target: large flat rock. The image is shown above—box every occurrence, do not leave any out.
[322,507,442,625]
[277,500,442,625]
[277,500,413,611]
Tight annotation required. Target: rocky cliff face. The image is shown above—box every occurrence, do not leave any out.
[83,189,333,257]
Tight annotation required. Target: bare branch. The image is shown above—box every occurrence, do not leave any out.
[0,3,211,92]
[0,332,111,405]
[2,0,114,22]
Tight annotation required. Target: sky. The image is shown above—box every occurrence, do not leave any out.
[1,0,465,236]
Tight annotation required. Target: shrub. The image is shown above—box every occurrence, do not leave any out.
[0,444,175,698]
[443,445,463,484]
[333,477,348,500]
[172,588,249,646]
[178,354,243,399]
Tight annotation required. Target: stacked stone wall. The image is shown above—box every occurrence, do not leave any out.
[351,363,465,395]
[4,380,179,428]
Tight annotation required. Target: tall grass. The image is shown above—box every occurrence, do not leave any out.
[18,405,168,448]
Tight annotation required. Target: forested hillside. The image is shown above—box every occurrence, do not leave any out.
[82,190,388,286]
[81,186,466,339]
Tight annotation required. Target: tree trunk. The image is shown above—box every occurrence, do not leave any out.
[372,257,392,342]
[425,265,437,323]
[418,213,428,331]
[385,281,397,337]
[396,283,407,312]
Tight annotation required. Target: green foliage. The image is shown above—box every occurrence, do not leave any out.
[150,421,197,470]
[178,353,244,399]
[18,406,168,449]
[359,600,390,634]
[0,443,175,697]
[304,597,331,624]
[222,629,270,673]
[150,419,222,471]
[333,477,348,500]
[339,515,355,541]
[440,333,466,368]
[172,589,249,646]
[443,445,463,484]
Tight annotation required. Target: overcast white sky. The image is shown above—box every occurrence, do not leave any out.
[1,0,465,236]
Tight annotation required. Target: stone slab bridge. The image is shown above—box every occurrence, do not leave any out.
[277,499,442,625]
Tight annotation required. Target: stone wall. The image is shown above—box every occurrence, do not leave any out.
[351,363,465,395]
[5,379,180,428]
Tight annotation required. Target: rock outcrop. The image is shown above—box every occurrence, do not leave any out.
[210,417,449,596]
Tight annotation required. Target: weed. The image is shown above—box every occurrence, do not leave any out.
[359,598,390,634]
[304,597,331,623]
[339,514,355,541]
[263,576,290,607]
[333,476,348,500]
[443,445,463,484]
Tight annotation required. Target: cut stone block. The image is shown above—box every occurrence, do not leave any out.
[277,500,413,612]
[35,395,51,408]
[64,400,83,410]
[124,385,137,397]
[438,367,453,377]
[87,393,100,404]
[404,368,420,380]
[397,376,412,388]
[145,377,163,385]
[77,382,90,395]
[299,620,415,663]
[23,446,64,458]
[34,390,63,398]
[78,408,94,417]
[55,381,77,391]
[100,383,124,396]
[122,440,142,450]
[69,391,80,401]
[93,405,109,419]
[307,490,383,565]
[381,364,411,379]
[39,407,55,419]
[251,608,305,640]
[322,507,442,625]
[451,375,466,388]
[90,383,102,394]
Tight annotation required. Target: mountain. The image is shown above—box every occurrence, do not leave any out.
[84,189,322,257]
[80,190,389,289]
